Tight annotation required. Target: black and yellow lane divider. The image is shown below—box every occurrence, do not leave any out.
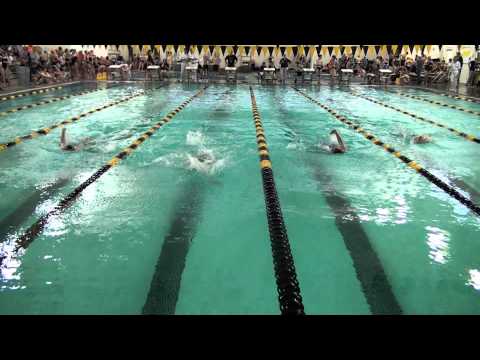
[249,86,305,315]
[349,91,480,144]
[386,90,480,117]
[0,83,124,118]
[421,88,480,105]
[0,85,65,102]
[292,87,480,217]
[0,90,145,153]
[0,87,207,264]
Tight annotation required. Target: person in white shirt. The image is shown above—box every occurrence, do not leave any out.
[178,48,190,82]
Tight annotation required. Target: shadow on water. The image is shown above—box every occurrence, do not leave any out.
[0,177,70,243]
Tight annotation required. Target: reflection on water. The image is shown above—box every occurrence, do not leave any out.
[425,226,450,264]
[467,269,480,291]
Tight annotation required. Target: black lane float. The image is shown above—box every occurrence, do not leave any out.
[0,84,123,118]
[0,86,207,265]
[0,90,145,153]
[249,86,305,315]
[417,88,480,105]
[292,87,480,218]
[386,90,480,117]
[0,85,65,102]
[348,91,480,144]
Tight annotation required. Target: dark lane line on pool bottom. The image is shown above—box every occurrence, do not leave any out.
[385,89,480,117]
[0,177,71,243]
[0,84,165,154]
[142,88,232,314]
[142,176,207,315]
[292,87,480,218]
[249,87,305,315]
[347,90,480,144]
[0,87,207,270]
[271,92,402,315]
[0,82,125,118]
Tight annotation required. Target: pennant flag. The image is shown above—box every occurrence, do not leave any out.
[268,46,274,56]
[308,45,316,58]
[280,46,286,56]
[220,46,226,56]
[328,46,333,56]
[286,46,293,57]
[274,46,281,57]
[344,46,352,56]
[292,46,298,57]
[425,45,432,56]
[333,46,340,57]
[322,46,329,57]
[298,45,306,57]
[155,44,161,52]
[262,46,269,58]
[374,45,381,56]
[391,45,398,55]
[208,45,215,55]
[316,45,322,56]
[238,45,246,56]
[352,46,360,57]
[439,45,443,51]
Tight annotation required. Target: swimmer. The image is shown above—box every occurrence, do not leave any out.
[413,135,432,144]
[320,130,347,154]
[60,128,95,151]
[196,150,216,165]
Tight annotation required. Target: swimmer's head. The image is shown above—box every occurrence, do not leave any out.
[197,151,215,164]
[413,135,432,144]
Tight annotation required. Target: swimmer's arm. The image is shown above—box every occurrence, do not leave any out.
[60,128,67,148]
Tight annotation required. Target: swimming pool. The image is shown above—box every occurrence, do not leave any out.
[0,81,479,314]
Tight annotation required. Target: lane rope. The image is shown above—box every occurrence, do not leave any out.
[249,86,305,315]
[418,88,480,105]
[0,90,145,153]
[0,85,64,102]
[387,90,480,116]
[0,86,207,262]
[292,87,480,217]
[0,84,123,118]
[349,91,480,144]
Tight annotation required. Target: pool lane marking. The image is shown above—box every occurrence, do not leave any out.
[0,84,125,118]
[348,91,480,144]
[142,89,233,315]
[0,87,207,260]
[142,177,207,315]
[310,167,403,315]
[386,90,480,117]
[292,87,480,217]
[249,86,305,315]
[0,85,65,102]
[0,91,145,153]
[272,94,402,314]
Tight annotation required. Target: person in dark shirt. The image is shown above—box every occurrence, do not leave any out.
[279,55,291,84]
[454,52,463,86]
[468,58,477,86]
[225,53,238,67]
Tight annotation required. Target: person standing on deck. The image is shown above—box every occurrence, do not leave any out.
[279,54,291,84]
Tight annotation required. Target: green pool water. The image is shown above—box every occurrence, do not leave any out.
[0,82,479,314]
